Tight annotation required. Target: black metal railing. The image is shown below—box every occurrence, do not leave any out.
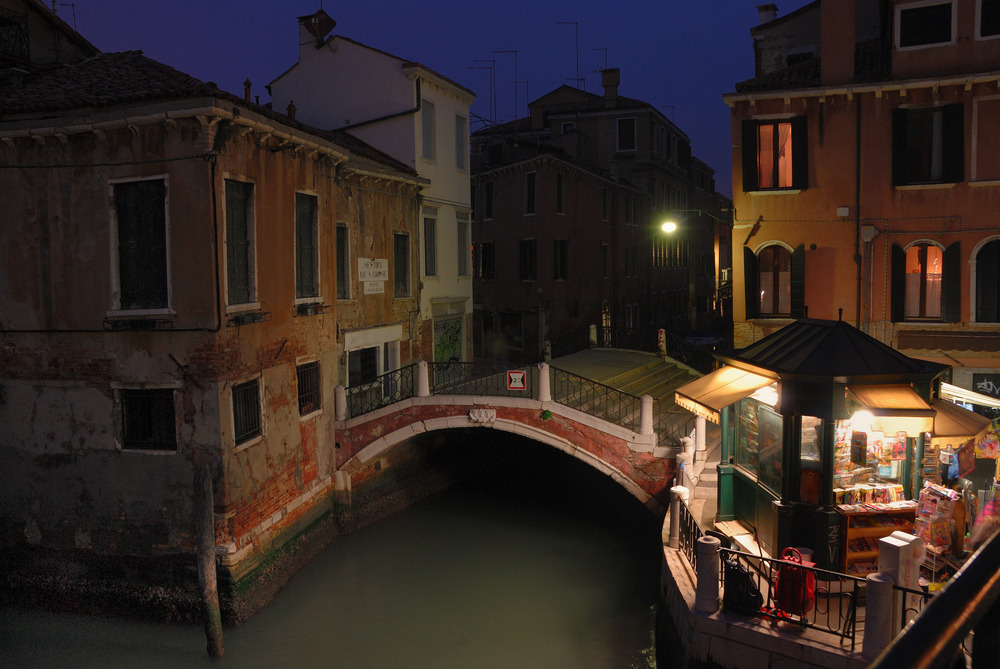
[655,407,696,449]
[547,327,591,359]
[427,361,535,397]
[719,548,864,650]
[871,528,1000,668]
[345,364,417,418]
[676,493,705,570]
[549,366,644,432]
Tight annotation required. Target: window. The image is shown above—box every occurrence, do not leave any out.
[602,243,610,278]
[348,346,378,386]
[982,0,1000,38]
[525,172,536,215]
[519,238,537,281]
[561,121,576,133]
[741,118,808,191]
[336,224,350,299]
[457,214,469,276]
[977,240,1000,322]
[499,312,524,349]
[225,180,255,305]
[757,245,791,316]
[898,1,953,48]
[114,179,168,311]
[484,182,494,219]
[905,243,943,318]
[891,242,960,322]
[556,174,564,213]
[232,378,262,446]
[455,114,467,170]
[0,7,29,61]
[423,217,437,276]
[121,388,176,451]
[617,117,636,152]
[422,100,436,160]
[394,233,410,297]
[295,193,318,300]
[553,239,568,281]
[892,105,964,185]
[296,361,321,416]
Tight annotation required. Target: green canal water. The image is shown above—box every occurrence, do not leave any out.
[1,439,662,668]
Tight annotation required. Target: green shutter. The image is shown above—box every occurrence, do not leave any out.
[741,120,758,192]
[891,244,906,322]
[942,104,964,184]
[791,117,809,190]
[942,241,961,322]
[791,244,806,318]
[744,246,759,318]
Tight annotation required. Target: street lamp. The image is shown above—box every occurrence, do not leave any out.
[661,221,678,234]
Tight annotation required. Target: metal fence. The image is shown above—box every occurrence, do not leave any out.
[549,365,644,432]
[345,364,417,418]
[428,361,536,397]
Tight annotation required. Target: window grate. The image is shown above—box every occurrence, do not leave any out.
[297,362,321,415]
[232,379,262,445]
[122,389,176,451]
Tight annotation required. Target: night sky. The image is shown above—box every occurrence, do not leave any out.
[66,0,781,198]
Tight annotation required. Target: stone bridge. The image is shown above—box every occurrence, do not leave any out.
[332,353,700,513]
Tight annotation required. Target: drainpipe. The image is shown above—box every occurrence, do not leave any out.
[855,95,862,329]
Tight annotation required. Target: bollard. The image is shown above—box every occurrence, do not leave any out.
[640,395,653,435]
[695,535,722,613]
[668,485,689,549]
[334,385,347,421]
[696,415,707,452]
[537,362,551,402]
[863,572,895,661]
[416,360,430,397]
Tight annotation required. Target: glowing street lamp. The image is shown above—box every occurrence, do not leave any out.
[661,221,677,234]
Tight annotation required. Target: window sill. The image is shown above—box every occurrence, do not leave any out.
[894,183,957,191]
[234,435,263,453]
[106,308,175,318]
[969,180,1000,188]
[226,302,262,315]
[120,447,178,455]
[299,408,323,422]
[748,189,802,196]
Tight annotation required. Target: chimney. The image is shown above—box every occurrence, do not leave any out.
[821,0,855,85]
[287,100,296,121]
[602,68,620,105]
[243,79,252,102]
[757,3,778,24]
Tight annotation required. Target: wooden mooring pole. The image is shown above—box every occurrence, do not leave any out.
[195,462,224,657]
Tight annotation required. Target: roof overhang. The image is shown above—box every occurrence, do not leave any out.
[675,366,776,424]
[929,398,993,447]
[847,384,935,435]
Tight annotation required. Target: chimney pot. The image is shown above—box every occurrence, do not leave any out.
[757,3,778,24]
[243,79,252,102]
[287,100,296,120]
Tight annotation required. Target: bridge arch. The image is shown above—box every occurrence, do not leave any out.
[335,397,672,513]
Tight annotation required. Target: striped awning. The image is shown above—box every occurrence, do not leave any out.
[675,366,775,424]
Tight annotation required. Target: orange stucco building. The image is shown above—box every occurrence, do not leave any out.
[727,0,1000,402]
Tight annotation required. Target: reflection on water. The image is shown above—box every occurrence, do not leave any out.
[1,438,661,668]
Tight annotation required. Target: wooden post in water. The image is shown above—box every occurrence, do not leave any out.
[195,462,224,657]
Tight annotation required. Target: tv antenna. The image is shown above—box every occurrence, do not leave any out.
[557,21,584,89]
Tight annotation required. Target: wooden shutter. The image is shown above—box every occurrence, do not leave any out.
[791,244,806,318]
[791,117,809,190]
[891,243,906,322]
[942,241,961,322]
[741,120,759,192]
[891,108,908,187]
[942,104,964,184]
[744,246,759,318]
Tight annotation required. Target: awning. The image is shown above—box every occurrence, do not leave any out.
[940,382,1000,410]
[929,398,993,447]
[847,384,936,435]
[675,366,775,424]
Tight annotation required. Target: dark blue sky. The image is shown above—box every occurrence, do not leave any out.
[67,1,784,197]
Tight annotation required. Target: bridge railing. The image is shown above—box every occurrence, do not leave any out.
[345,363,417,418]
[428,361,536,397]
[549,365,644,432]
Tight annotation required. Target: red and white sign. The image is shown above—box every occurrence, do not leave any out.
[506,370,526,391]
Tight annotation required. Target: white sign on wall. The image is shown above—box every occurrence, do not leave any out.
[363,281,384,294]
[358,258,388,282]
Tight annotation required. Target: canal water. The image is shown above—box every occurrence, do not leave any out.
[1,436,662,668]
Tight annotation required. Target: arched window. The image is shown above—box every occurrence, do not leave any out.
[977,240,1000,322]
[905,243,942,319]
[758,245,791,316]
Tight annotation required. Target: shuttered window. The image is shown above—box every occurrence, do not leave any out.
[115,179,168,310]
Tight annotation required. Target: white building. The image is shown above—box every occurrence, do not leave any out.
[270,10,476,371]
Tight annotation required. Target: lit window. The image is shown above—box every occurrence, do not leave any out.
[741,118,808,191]
[758,246,791,316]
[905,243,943,319]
